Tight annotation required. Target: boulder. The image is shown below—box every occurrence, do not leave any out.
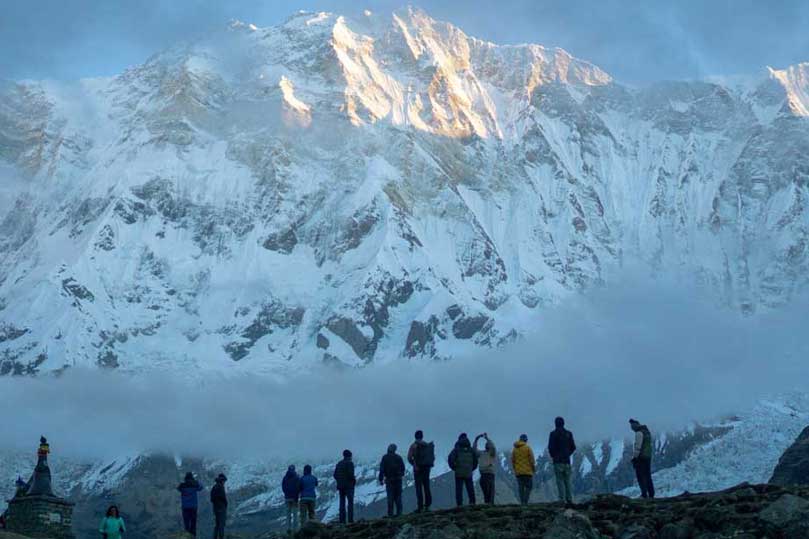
[770,426,809,486]
[659,522,692,539]
[544,510,601,539]
[618,524,654,539]
[758,493,809,527]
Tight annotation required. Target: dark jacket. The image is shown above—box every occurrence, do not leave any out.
[448,438,478,479]
[177,479,204,509]
[299,473,318,500]
[210,482,227,512]
[548,428,577,465]
[282,470,301,501]
[379,448,405,483]
[333,457,356,491]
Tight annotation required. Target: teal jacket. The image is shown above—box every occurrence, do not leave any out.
[99,516,126,539]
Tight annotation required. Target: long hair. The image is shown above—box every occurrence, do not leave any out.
[106,505,119,518]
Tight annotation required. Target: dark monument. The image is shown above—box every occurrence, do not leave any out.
[5,437,75,539]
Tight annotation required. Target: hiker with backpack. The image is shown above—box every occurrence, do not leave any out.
[299,465,319,525]
[333,450,357,524]
[473,433,497,504]
[511,434,536,505]
[282,465,301,534]
[407,430,435,512]
[630,419,655,499]
[176,471,204,536]
[448,433,478,507]
[210,473,228,539]
[378,444,406,517]
[548,417,577,504]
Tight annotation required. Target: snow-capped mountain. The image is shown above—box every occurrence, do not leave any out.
[1,7,808,374]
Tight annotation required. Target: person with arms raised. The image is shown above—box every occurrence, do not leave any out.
[474,433,497,504]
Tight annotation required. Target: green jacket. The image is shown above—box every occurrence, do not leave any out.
[99,516,126,539]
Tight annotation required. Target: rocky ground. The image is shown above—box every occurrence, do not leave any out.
[280,484,809,539]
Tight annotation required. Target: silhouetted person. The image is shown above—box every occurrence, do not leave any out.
[448,433,478,507]
[407,430,435,512]
[333,450,356,524]
[511,434,536,505]
[210,474,228,539]
[177,471,204,536]
[473,433,497,504]
[630,419,655,498]
[299,465,319,525]
[548,417,576,504]
[282,465,301,534]
[378,444,406,517]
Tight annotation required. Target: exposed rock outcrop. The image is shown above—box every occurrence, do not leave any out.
[286,484,809,539]
[770,426,809,486]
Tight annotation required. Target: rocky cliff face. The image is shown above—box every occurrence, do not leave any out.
[1,8,808,374]
[770,426,809,486]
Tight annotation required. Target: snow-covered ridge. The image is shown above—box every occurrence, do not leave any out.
[768,63,809,117]
[0,7,808,375]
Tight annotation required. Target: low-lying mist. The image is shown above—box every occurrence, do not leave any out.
[3,275,808,463]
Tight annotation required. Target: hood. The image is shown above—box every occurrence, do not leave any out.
[387,444,397,454]
[514,440,526,449]
[485,440,496,453]
[456,438,471,449]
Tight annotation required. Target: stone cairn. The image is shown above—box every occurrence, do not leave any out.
[5,437,75,539]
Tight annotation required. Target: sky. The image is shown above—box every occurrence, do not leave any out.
[1,0,808,84]
[2,274,808,460]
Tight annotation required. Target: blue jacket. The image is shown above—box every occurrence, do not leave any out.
[299,473,318,500]
[282,470,301,501]
[177,480,204,509]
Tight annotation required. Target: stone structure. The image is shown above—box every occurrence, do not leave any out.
[5,437,74,539]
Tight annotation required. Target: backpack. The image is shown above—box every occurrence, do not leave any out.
[640,428,653,459]
[415,441,435,468]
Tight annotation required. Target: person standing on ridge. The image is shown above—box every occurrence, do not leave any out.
[299,465,319,525]
[448,433,478,507]
[511,434,536,505]
[548,417,577,505]
[282,465,301,534]
[407,430,435,512]
[99,505,126,539]
[630,419,655,499]
[177,471,204,536]
[333,450,357,524]
[473,433,497,504]
[210,473,228,539]
[378,444,406,517]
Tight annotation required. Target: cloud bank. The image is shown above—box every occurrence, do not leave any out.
[2,274,808,462]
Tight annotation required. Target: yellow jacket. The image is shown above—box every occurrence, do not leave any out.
[511,440,536,476]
